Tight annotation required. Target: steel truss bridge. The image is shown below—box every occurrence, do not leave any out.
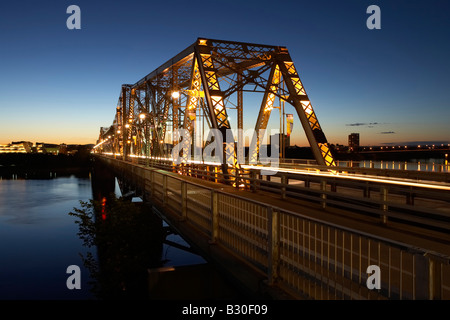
[93,38,450,300]
[94,38,335,184]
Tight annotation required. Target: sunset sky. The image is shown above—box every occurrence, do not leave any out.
[0,0,449,147]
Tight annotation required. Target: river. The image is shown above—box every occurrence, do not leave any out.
[0,171,207,300]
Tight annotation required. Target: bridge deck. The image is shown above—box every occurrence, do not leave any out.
[96,154,450,300]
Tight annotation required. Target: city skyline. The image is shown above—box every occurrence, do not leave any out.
[1,0,449,147]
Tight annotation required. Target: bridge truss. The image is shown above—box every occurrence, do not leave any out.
[95,38,336,184]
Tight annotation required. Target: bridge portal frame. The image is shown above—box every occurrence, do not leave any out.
[97,38,336,184]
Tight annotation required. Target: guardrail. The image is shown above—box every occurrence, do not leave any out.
[282,158,450,173]
[96,154,450,300]
[123,154,450,234]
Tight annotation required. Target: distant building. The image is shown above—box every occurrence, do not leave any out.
[34,143,60,155]
[271,133,290,148]
[59,144,68,155]
[1,141,92,155]
[34,143,45,153]
[348,133,360,152]
[0,141,32,153]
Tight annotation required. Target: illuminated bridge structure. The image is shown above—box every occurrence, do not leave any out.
[93,38,450,300]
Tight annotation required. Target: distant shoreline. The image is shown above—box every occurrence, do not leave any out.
[0,153,92,179]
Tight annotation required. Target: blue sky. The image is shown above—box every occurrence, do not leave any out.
[0,0,449,146]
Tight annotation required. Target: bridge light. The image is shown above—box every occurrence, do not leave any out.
[139,113,146,120]
[172,91,180,99]
[117,130,121,134]
[125,124,130,128]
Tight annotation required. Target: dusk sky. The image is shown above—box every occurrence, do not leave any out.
[1,0,449,147]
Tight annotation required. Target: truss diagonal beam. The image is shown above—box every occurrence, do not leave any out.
[250,64,281,163]
[277,50,335,166]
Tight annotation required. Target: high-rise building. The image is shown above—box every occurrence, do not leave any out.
[348,133,360,151]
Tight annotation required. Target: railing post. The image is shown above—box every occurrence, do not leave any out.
[428,257,442,300]
[181,181,187,220]
[163,174,168,206]
[214,166,219,183]
[150,170,155,198]
[250,170,257,193]
[321,180,327,209]
[281,175,287,199]
[210,190,219,244]
[268,207,279,285]
[149,169,153,198]
[380,186,388,224]
[363,182,370,198]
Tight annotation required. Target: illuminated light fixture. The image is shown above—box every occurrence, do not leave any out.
[211,96,224,110]
[187,89,204,97]
[125,124,130,128]
[117,130,121,134]
[129,119,133,123]
[127,140,131,144]
[172,91,180,99]
[139,113,146,119]
[198,39,208,46]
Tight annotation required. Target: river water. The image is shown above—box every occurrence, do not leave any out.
[0,172,207,300]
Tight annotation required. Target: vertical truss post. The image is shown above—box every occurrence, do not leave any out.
[172,68,180,160]
[195,39,240,185]
[114,104,122,156]
[250,64,281,164]
[182,57,202,163]
[184,57,201,136]
[126,87,136,157]
[121,85,128,160]
[237,72,244,164]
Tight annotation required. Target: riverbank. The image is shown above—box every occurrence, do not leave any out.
[0,153,92,179]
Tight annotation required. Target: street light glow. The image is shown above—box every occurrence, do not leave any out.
[172,91,180,99]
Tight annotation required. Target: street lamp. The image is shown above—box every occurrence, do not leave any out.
[172,91,180,99]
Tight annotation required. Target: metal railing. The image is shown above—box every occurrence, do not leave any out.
[281,158,450,173]
[98,154,450,300]
[127,155,450,234]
